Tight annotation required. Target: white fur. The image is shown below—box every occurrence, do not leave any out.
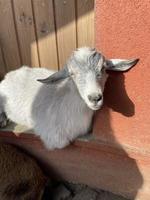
[74,47,94,62]
[0,66,93,149]
[83,71,103,110]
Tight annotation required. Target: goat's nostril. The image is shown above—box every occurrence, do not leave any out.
[96,94,102,101]
[88,95,93,102]
[88,94,102,103]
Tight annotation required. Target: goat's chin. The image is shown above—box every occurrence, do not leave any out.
[90,105,103,111]
[86,102,103,111]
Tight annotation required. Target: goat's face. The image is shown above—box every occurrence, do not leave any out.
[38,47,139,111]
[68,49,108,110]
[71,69,108,110]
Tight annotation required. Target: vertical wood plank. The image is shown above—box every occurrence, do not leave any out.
[13,0,39,67]
[0,46,6,78]
[32,0,58,70]
[77,0,94,47]
[54,0,76,67]
[0,0,21,71]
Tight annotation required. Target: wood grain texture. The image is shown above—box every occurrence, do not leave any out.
[13,0,39,67]
[0,46,6,78]
[32,0,58,70]
[54,0,76,67]
[0,0,21,71]
[0,0,94,73]
[77,0,94,47]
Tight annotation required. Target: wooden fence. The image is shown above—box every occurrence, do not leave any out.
[0,0,94,78]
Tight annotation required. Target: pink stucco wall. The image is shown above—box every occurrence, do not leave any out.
[94,0,150,153]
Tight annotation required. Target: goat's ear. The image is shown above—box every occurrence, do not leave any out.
[37,67,70,84]
[105,58,139,71]
[89,52,101,66]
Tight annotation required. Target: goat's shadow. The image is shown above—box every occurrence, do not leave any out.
[105,73,134,117]
[93,73,143,199]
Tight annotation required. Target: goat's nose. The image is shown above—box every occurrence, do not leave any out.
[88,94,102,103]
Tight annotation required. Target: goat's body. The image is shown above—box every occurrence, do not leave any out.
[0,67,53,127]
[0,67,93,149]
[0,46,138,149]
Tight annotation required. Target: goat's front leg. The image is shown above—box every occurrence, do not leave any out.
[41,133,70,150]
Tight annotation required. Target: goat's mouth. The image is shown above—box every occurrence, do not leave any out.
[87,100,103,111]
[91,104,103,111]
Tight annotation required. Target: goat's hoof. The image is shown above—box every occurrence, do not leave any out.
[0,112,8,128]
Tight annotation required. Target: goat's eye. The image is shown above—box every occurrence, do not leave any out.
[96,73,101,79]
[101,67,106,73]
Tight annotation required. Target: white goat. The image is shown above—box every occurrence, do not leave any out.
[0,47,138,149]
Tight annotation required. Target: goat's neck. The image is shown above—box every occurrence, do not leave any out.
[62,78,94,135]
[63,78,93,114]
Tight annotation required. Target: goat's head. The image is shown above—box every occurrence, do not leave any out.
[38,47,139,110]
